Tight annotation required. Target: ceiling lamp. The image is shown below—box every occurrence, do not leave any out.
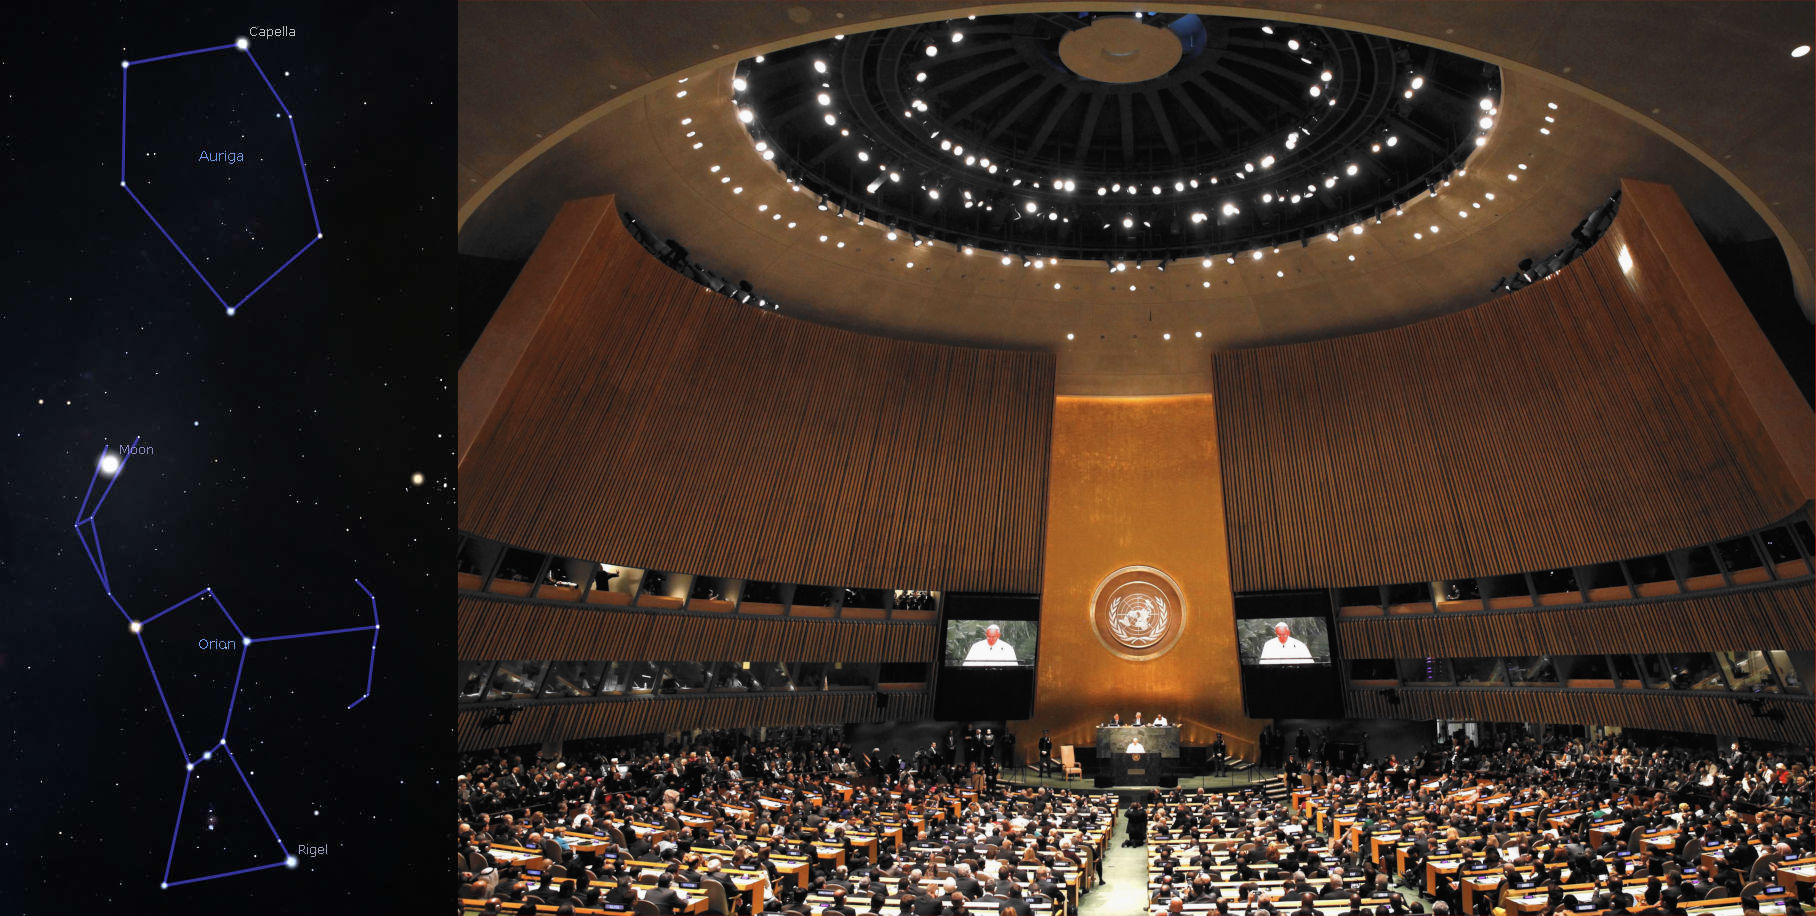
[813,60,827,73]
[737,109,755,124]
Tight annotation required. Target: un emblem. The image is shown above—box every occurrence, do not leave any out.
[1089,566,1185,661]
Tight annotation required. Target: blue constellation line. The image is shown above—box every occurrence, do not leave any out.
[74,437,380,889]
[119,38,323,317]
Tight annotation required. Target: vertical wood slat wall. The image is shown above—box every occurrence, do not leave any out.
[458,595,937,662]
[1344,687,1813,745]
[455,690,933,752]
[1212,184,1808,591]
[1339,581,1815,658]
[459,197,1056,593]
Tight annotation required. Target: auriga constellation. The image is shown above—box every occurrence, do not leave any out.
[73,437,378,888]
[120,38,322,317]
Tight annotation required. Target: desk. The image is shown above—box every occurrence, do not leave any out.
[1775,859,1816,892]
[1097,726,1181,757]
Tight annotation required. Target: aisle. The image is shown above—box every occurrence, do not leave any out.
[1080,810,1150,916]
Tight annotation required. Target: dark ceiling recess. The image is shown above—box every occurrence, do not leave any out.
[737,12,1499,263]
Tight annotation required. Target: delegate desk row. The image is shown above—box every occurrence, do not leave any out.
[1144,892,1803,916]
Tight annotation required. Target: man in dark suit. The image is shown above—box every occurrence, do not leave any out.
[1003,885,1034,916]
[1212,734,1228,777]
[1038,731,1054,777]
[644,874,690,914]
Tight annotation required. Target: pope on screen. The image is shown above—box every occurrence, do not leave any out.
[1257,621,1313,664]
[964,623,1018,665]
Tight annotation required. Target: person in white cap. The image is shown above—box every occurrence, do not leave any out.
[964,624,1018,665]
[1258,621,1312,664]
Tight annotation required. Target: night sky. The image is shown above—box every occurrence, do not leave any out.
[1,2,453,909]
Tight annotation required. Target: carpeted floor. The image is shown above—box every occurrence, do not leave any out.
[1079,812,1148,916]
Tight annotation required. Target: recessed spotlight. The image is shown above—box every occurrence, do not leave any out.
[787,222,796,228]
[676,90,687,98]
[1001,256,1012,265]
[1053,282,1061,289]
[1518,163,1528,170]
[817,92,831,106]
[1479,116,1494,130]
[925,45,938,57]
[1066,333,1075,340]
[1163,333,1171,340]
[732,77,747,92]
[1321,70,1333,82]
[836,241,844,248]
[1410,76,1424,89]
[681,118,693,126]
[710,165,720,172]
[1507,173,1518,181]
[1346,163,1358,176]
[1413,232,1422,240]
[1547,102,1559,109]
[1287,39,1300,50]
[1347,254,1355,261]
[813,60,827,73]
[732,187,743,194]
[1387,136,1398,147]
[1540,128,1551,135]
[823,113,836,126]
[737,109,754,123]
[916,71,927,82]
[1203,280,1211,287]
[1276,270,1284,278]
[692,142,703,149]
[1428,225,1440,233]
[1796,45,1812,58]
[905,262,914,269]
[819,235,828,242]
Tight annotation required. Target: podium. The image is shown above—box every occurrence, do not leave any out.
[1093,725,1180,786]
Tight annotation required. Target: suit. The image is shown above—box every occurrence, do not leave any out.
[645,887,689,913]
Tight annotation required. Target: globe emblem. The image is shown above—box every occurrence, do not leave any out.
[1107,586,1168,649]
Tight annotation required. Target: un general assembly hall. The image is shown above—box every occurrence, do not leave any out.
[454,5,1816,916]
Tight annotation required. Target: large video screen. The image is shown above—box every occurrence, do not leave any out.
[1235,616,1332,666]
[942,618,1038,668]
[934,593,1039,719]
[1233,591,1343,718]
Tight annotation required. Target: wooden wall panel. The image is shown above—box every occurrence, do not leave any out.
[456,690,933,752]
[457,595,938,662]
[1214,181,1810,590]
[459,195,1055,593]
[1016,396,1264,764]
[1344,687,1814,745]
[1340,582,1815,658]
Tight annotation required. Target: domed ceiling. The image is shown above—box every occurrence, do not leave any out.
[740,12,1496,262]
